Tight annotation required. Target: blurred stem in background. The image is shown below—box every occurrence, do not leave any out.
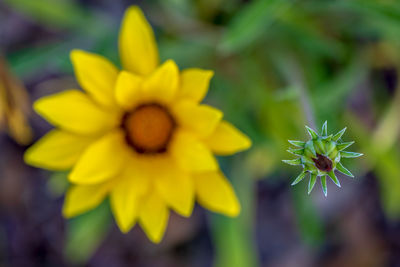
[276,55,316,129]
[277,55,325,246]
[211,158,258,267]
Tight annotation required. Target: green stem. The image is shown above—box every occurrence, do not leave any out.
[210,158,258,267]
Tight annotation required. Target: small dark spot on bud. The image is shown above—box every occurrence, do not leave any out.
[312,153,333,172]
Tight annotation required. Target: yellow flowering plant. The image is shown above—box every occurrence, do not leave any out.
[24,6,251,243]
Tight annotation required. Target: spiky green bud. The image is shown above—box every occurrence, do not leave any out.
[283,121,363,197]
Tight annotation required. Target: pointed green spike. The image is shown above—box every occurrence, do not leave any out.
[288,140,305,147]
[322,134,333,141]
[291,171,307,186]
[328,171,341,187]
[304,142,316,157]
[321,176,327,197]
[325,142,336,155]
[336,162,354,177]
[308,173,317,194]
[332,127,347,141]
[321,121,328,136]
[287,148,304,155]
[337,141,354,151]
[328,148,339,160]
[305,126,319,139]
[302,157,315,165]
[314,139,324,154]
[340,151,363,158]
[282,158,302,166]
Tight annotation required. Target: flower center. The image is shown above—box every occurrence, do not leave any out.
[123,104,175,154]
[312,153,333,172]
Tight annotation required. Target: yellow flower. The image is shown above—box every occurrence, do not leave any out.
[24,6,251,243]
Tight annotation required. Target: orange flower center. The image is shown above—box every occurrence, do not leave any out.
[123,104,175,154]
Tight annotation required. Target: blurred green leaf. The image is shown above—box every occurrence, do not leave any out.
[220,0,295,54]
[7,26,118,79]
[375,148,400,218]
[312,56,368,120]
[65,201,111,264]
[47,171,69,197]
[247,144,279,178]
[344,112,400,218]
[371,89,400,153]
[275,16,344,59]
[7,41,73,79]
[159,38,215,69]
[305,0,400,41]
[292,188,324,246]
[3,0,88,29]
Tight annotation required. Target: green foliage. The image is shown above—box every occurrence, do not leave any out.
[220,0,294,53]
[47,171,69,197]
[3,0,88,29]
[65,202,111,264]
[292,188,324,246]
[212,159,258,267]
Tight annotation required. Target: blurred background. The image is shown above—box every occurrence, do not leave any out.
[1,0,400,266]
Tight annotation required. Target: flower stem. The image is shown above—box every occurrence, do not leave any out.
[210,158,258,267]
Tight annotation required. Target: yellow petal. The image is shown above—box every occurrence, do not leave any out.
[63,182,112,218]
[178,69,214,103]
[139,191,169,243]
[110,157,150,233]
[153,158,194,217]
[24,130,93,170]
[171,101,223,137]
[110,186,138,234]
[170,130,218,172]
[69,130,130,185]
[204,121,252,155]
[114,71,142,110]
[141,60,179,104]
[193,171,240,217]
[34,90,120,135]
[70,50,119,108]
[119,6,159,76]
